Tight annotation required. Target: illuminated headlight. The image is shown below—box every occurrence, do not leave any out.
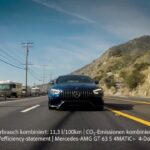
[50,89,62,94]
[93,88,103,95]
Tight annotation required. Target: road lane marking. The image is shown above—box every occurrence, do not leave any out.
[105,107,150,127]
[105,97,150,105]
[21,105,40,113]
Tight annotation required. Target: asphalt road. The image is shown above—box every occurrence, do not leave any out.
[0,96,150,150]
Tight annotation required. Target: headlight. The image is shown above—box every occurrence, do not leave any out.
[50,89,62,94]
[93,88,103,95]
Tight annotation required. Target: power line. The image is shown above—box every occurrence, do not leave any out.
[28,69,41,81]
[40,65,48,85]
[0,48,24,65]
[0,53,19,65]
[30,68,41,78]
[0,52,23,68]
[0,58,24,70]
[29,67,41,81]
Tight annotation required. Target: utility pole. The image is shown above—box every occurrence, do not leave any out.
[22,42,33,96]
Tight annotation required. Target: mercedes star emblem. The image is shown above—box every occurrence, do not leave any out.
[73,91,81,98]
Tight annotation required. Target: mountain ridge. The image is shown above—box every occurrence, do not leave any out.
[73,35,150,97]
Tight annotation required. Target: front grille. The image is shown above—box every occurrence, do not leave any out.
[60,90,94,100]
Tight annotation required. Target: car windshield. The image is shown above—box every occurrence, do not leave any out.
[56,76,93,84]
[0,84,11,90]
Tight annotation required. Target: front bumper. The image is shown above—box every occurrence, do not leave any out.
[48,91,104,109]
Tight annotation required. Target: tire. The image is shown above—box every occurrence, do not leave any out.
[48,105,51,110]
[48,101,51,110]
[48,101,54,110]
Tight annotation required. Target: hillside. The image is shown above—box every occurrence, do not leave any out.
[73,35,150,97]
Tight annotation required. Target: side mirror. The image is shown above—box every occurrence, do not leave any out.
[95,80,99,84]
[49,80,54,85]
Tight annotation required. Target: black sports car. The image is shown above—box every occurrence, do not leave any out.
[48,75,104,110]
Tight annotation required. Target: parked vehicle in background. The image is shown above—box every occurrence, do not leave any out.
[31,87,40,96]
[0,80,22,98]
[36,84,49,95]
[21,85,31,97]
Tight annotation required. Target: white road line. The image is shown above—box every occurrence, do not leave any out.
[21,105,40,113]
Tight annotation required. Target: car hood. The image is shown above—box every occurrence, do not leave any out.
[51,83,99,91]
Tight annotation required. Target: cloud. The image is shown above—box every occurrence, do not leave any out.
[32,0,150,39]
[94,1,150,39]
[32,0,96,24]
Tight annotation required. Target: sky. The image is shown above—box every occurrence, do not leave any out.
[0,0,150,86]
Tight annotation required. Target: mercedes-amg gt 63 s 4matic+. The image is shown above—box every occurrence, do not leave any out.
[48,75,104,110]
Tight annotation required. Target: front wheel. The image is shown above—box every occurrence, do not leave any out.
[48,101,55,110]
[48,101,51,110]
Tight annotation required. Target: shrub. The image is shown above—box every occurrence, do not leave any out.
[120,70,145,90]
[93,75,103,81]
[103,75,116,88]
[109,49,122,57]
[134,63,149,71]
